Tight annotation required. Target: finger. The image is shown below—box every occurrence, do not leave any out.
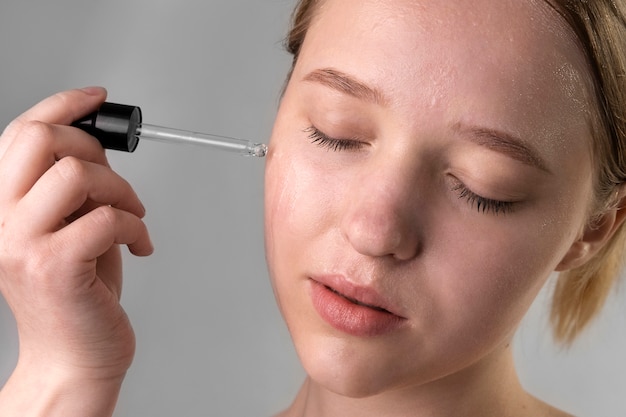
[0,123,108,203]
[17,157,145,234]
[0,87,107,158]
[51,205,154,261]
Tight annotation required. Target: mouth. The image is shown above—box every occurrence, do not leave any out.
[308,276,406,337]
[325,285,393,314]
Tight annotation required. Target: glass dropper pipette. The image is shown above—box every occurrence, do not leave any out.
[136,123,267,157]
[72,101,267,157]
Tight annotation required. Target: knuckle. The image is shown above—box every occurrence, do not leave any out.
[51,90,72,106]
[0,236,44,280]
[25,246,54,277]
[47,90,74,115]
[50,90,90,123]
[91,205,118,229]
[54,156,86,182]
[19,120,56,148]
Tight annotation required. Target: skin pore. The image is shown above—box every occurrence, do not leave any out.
[264,0,595,416]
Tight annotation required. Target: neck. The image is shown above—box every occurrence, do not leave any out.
[280,343,539,417]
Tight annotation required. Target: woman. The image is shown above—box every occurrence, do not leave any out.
[0,0,625,416]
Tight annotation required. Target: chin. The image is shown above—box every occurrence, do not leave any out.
[307,365,393,399]
[294,332,413,399]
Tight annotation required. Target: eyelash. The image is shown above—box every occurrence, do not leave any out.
[451,182,515,215]
[304,126,515,215]
[305,126,364,152]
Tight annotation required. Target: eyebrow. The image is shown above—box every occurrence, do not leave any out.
[452,122,551,173]
[302,68,388,106]
[302,69,550,173]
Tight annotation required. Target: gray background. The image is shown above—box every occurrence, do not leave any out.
[0,1,624,416]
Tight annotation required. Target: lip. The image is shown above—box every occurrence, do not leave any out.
[308,275,407,337]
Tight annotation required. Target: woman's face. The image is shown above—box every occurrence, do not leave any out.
[265,0,593,396]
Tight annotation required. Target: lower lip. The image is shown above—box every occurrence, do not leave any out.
[309,280,405,337]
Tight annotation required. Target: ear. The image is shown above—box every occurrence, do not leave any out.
[556,186,626,271]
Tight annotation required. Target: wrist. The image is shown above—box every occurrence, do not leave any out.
[14,308,136,381]
[0,358,127,417]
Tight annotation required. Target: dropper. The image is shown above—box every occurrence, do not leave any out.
[72,102,267,157]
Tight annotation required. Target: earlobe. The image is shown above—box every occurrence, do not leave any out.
[555,231,599,272]
[556,186,626,271]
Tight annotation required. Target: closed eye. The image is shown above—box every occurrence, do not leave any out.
[451,181,516,215]
[305,126,366,152]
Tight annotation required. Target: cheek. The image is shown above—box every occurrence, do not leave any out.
[266,155,319,247]
[264,135,336,284]
[263,130,345,338]
[425,203,583,342]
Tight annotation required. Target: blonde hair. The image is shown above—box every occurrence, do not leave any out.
[284,0,626,344]
[544,0,626,344]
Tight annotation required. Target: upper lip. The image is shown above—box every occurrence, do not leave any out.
[310,274,406,318]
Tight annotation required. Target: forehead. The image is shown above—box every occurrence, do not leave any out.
[297,0,592,162]
[307,0,580,58]
[302,0,588,95]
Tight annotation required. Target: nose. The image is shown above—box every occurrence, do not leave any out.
[340,160,422,261]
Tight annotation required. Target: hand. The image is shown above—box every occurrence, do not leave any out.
[0,88,153,387]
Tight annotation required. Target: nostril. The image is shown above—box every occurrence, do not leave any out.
[390,235,421,261]
[342,210,421,260]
